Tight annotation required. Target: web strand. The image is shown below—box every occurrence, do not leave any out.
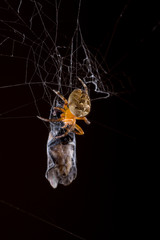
[0,199,86,240]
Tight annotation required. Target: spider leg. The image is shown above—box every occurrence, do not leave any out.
[61,122,68,129]
[77,77,88,95]
[76,116,90,124]
[37,116,64,122]
[53,90,68,109]
[55,125,73,139]
[74,124,84,135]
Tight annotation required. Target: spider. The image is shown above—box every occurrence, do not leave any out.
[38,78,91,139]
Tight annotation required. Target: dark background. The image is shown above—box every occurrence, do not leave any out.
[0,0,159,239]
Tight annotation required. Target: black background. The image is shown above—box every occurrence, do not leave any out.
[0,0,159,239]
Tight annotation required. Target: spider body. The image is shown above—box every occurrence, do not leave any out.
[68,88,91,117]
[38,78,91,139]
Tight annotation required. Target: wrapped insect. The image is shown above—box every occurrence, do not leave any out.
[46,106,77,189]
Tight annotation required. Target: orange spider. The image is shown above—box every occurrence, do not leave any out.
[38,78,91,138]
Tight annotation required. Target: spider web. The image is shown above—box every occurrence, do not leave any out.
[0,0,118,121]
[0,0,159,239]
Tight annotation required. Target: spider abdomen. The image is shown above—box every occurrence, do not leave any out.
[68,89,91,117]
